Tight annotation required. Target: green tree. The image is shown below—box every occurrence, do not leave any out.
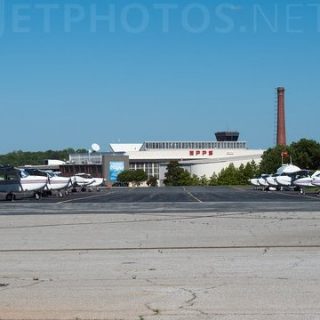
[217,163,239,185]
[147,176,158,187]
[117,169,147,186]
[132,169,148,186]
[190,174,201,186]
[209,173,218,186]
[163,161,193,186]
[237,164,247,185]
[259,139,320,174]
[0,149,77,167]
[259,145,290,174]
[242,161,259,183]
[290,139,320,170]
[117,170,133,184]
[199,175,209,186]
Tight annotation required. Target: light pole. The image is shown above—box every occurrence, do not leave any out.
[88,149,92,164]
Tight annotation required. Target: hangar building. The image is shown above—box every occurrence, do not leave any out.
[60,132,264,186]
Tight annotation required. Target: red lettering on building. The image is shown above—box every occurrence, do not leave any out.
[189,150,214,157]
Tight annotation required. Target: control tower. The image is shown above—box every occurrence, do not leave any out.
[215,131,240,142]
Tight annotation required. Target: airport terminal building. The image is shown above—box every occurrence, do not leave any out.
[60,132,264,186]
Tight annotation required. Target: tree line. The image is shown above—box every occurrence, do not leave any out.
[163,138,320,186]
[259,139,320,173]
[0,148,87,167]
[163,160,259,186]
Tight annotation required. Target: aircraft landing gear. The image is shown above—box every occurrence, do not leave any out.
[34,192,41,200]
[5,193,15,201]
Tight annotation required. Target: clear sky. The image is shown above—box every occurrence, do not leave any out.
[0,0,319,153]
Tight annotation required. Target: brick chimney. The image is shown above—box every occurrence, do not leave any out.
[277,87,286,146]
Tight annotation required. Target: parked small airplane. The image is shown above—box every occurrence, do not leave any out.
[265,164,299,188]
[249,174,270,190]
[249,177,261,187]
[265,174,279,187]
[257,174,270,188]
[24,168,71,197]
[250,164,301,190]
[274,164,302,187]
[0,166,48,201]
[276,170,312,189]
[46,171,72,193]
[294,170,320,188]
[311,172,320,187]
[71,173,104,191]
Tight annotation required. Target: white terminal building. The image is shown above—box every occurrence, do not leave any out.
[62,131,264,186]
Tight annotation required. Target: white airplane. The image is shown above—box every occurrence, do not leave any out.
[0,166,48,201]
[251,164,301,190]
[311,172,320,187]
[71,173,104,191]
[249,177,260,187]
[294,170,320,188]
[71,173,94,187]
[276,170,313,189]
[274,164,301,187]
[265,174,279,187]
[47,172,72,193]
[250,174,270,189]
[24,169,71,197]
[257,174,270,188]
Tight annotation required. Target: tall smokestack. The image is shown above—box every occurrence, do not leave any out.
[277,87,286,146]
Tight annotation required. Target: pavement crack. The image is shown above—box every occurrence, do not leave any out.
[145,279,160,286]
[204,283,227,291]
[181,288,197,306]
[145,302,160,315]
[0,279,46,293]
[193,308,210,316]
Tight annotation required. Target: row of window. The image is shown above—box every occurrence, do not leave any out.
[129,162,160,179]
[143,141,246,150]
[69,154,103,165]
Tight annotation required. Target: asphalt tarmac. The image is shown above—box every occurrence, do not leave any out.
[0,186,319,214]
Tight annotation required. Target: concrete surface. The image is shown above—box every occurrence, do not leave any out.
[0,187,320,319]
[1,212,320,320]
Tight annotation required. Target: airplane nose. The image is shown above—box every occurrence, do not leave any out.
[294,178,304,186]
[275,176,291,186]
[293,178,302,186]
[266,177,277,186]
[312,177,320,186]
[258,178,268,186]
[250,178,259,186]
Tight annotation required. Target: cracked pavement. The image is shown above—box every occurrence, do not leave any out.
[1,190,320,319]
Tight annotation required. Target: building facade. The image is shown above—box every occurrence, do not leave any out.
[60,132,264,186]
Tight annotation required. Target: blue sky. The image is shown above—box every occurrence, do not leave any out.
[0,0,319,153]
